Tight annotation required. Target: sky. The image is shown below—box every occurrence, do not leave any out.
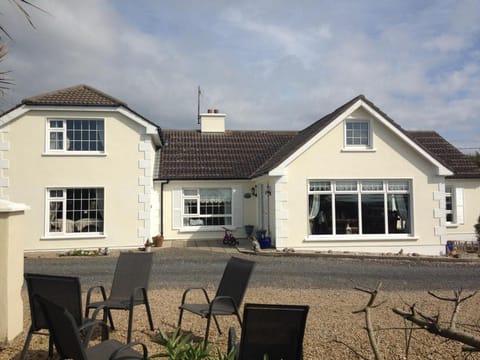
[1,0,479,151]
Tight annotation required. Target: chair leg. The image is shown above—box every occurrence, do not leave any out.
[144,297,154,331]
[48,335,54,358]
[204,315,212,345]
[127,307,134,343]
[19,327,34,360]
[178,308,184,328]
[212,314,222,334]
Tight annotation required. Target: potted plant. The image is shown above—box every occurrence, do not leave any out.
[153,235,164,247]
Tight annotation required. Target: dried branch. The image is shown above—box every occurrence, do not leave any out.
[352,282,384,360]
[332,338,369,360]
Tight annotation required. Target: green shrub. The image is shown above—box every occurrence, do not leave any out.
[150,328,235,360]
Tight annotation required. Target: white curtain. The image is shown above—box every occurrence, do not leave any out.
[309,195,321,220]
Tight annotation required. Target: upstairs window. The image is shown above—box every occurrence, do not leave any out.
[345,120,370,148]
[47,119,105,153]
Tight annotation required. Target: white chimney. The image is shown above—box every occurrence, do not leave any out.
[199,109,225,133]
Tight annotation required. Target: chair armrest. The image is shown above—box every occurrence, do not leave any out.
[78,319,109,347]
[108,341,148,360]
[208,295,238,313]
[86,285,107,307]
[179,287,211,306]
[89,304,107,321]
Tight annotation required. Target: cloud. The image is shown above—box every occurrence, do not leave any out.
[0,0,479,150]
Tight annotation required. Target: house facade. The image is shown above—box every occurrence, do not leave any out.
[1,85,479,255]
[0,85,160,251]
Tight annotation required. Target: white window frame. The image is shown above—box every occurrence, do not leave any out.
[45,118,105,154]
[344,119,372,150]
[181,188,233,229]
[45,187,104,237]
[307,179,413,240]
[445,185,464,226]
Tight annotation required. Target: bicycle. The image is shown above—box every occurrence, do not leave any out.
[222,227,238,246]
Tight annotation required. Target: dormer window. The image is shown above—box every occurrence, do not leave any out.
[345,120,371,148]
[46,119,105,153]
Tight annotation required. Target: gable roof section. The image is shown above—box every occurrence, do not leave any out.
[22,84,125,107]
[260,95,453,177]
[157,130,296,180]
[0,85,161,142]
[407,131,480,179]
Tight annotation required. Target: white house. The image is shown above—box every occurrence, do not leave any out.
[1,85,479,255]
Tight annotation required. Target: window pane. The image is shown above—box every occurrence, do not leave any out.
[49,201,63,232]
[336,181,357,192]
[361,181,383,192]
[362,194,385,234]
[335,194,358,234]
[65,119,104,152]
[50,132,64,150]
[66,188,104,233]
[346,121,369,146]
[388,181,409,192]
[309,181,331,192]
[183,189,197,196]
[309,194,332,234]
[388,194,410,233]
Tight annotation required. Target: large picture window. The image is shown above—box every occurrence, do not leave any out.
[47,119,104,153]
[47,188,104,235]
[308,180,411,236]
[182,188,232,227]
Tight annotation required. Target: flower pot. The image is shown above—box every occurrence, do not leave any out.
[145,245,152,252]
[258,236,271,249]
[153,235,164,247]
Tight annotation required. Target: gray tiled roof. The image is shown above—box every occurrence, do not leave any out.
[22,84,126,107]
[407,131,480,179]
[157,130,296,180]
[158,95,480,180]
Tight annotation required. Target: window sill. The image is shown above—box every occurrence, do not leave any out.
[41,234,107,240]
[446,223,458,228]
[42,152,107,157]
[306,234,417,242]
[341,147,376,153]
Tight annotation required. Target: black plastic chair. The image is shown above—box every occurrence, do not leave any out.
[228,303,309,360]
[85,252,154,342]
[36,295,148,360]
[20,273,102,360]
[178,256,255,344]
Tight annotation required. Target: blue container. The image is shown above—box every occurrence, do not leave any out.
[258,236,271,249]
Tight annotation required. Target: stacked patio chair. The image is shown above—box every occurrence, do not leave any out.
[227,303,309,360]
[20,273,103,360]
[85,252,154,343]
[36,295,148,360]
[178,256,255,344]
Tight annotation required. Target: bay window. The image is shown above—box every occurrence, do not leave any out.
[308,180,411,236]
[47,188,104,235]
[47,119,104,153]
[182,188,232,227]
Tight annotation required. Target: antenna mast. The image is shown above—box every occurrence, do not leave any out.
[197,86,201,124]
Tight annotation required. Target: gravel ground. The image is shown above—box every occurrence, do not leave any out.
[3,248,480,359]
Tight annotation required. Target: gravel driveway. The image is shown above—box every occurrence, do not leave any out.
[11,248,480,359]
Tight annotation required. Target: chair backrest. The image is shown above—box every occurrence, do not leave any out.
[215,257,255,308]
[25,273,83,331]
[35,295,87,360]
[238,303,309,360]
[109,252,153,301]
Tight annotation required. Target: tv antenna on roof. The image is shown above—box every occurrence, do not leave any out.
[197,86,201,124]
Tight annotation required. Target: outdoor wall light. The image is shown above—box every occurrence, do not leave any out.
[265,184,271,196]
[251,185,258,197]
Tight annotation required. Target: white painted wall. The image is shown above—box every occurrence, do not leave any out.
[1,109,155,251]
[0,200,28,345]
[274,108,445,255]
